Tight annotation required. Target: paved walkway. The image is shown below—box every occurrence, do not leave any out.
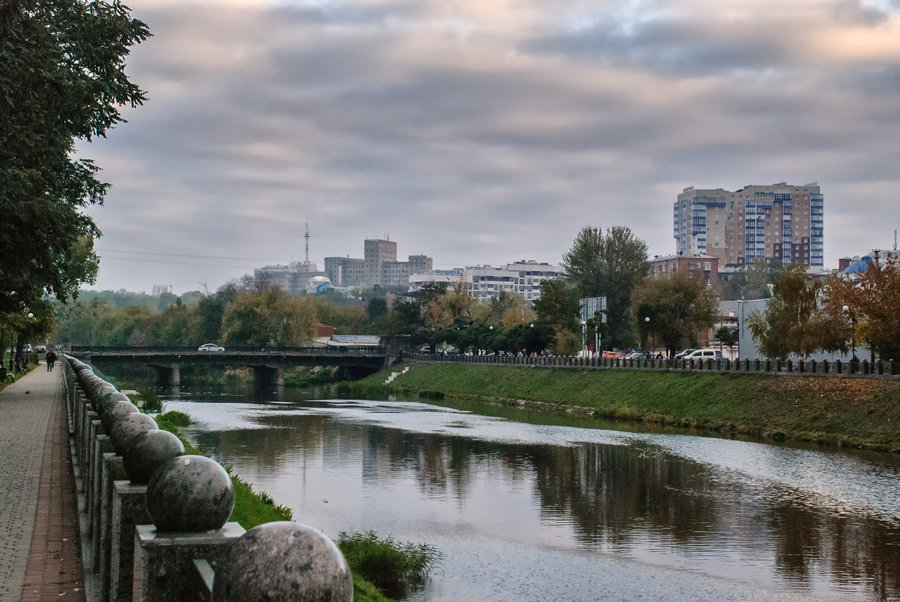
[0,366,85,601]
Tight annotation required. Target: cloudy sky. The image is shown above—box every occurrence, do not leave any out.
[80,0,900,294]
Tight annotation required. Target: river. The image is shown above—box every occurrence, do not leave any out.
[161,386,900,601]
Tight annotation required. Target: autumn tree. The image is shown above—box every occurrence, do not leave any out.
[630,272,718,357]
[746,265,827,360]
[820,257,900,361]
[533,279,580,354]
[562,226,648,348]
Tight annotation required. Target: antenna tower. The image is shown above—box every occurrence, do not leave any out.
[304,222,310,266]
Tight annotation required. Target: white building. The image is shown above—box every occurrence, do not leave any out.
[408,261,563,302]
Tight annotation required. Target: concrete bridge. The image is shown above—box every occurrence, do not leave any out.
[68,346,390,388]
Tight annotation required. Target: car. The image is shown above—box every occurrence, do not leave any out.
[682,348,722,360]
[624,348,649,360]
[674,348,695,359]
[198,343,225,352]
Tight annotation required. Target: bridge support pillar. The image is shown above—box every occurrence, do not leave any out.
[153,364,181,388]
[253,366,284,391]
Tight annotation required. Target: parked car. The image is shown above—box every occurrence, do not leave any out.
[602,350,619,359]
[198,343,225,352]
[682,348,722,360]
[624,349,650,360]
[673,348,695,359]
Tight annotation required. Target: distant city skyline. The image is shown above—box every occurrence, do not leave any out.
[80,0,900,295]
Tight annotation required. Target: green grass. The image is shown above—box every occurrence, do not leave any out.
[362,362,900,453]
[337,531,440,600]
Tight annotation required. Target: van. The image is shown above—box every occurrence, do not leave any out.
[683,348,722,360]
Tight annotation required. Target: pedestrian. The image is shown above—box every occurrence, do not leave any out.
[45,349,57,372]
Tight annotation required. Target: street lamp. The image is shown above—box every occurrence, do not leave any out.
[842,304,858,369]
[728,312,737,359]
[644,316,651,354]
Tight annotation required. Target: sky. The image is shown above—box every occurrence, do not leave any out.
[79,0,900,295]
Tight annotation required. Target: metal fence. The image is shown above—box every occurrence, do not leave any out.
[402,352,900,379]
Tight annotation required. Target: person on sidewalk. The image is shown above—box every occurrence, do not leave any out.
[45,350,57,372]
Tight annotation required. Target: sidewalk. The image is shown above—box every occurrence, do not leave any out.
[0,366,85,601]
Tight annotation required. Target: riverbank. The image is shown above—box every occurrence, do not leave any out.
[355,363,900,453]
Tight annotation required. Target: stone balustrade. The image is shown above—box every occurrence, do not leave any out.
[62,356,352,601]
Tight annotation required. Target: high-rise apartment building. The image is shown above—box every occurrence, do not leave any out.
[674,183,823,269]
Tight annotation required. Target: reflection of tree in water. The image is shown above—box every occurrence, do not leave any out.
[192,411,900,599]
[528,442,720,549]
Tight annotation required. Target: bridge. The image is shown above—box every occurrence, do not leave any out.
[68,346,390,388]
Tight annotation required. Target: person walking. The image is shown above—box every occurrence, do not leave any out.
[45,349,57,372]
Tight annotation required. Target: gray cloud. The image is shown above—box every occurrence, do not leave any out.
[79,0,900,293]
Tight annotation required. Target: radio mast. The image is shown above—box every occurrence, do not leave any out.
[304,222,310,266]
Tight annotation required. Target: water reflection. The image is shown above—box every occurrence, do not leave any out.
[168,396,900,601]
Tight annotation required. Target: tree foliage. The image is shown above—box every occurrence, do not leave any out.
[630,272,718,357]
[746,265,827,360]
[1,0,150,314]
[820,257,900,361]
[562,226,648,348]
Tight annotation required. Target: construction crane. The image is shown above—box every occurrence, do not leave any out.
[198,281,209,297]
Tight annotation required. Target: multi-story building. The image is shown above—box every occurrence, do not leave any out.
[649,254,719,286]
[364,239,398,286]
[326,240,433,288]
[324,257,366,288]
[254,262,324,295]
[408,261,563,302]
[674,183,823,269]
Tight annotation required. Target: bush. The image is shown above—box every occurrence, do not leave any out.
[336,531,440,599]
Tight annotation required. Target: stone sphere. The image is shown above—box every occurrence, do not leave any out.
[213,522,352,602]
[123,430,185,484]
[109,413,158,454]
[96,390,130,416]
[146,455,234,532]
[100,400,139,433]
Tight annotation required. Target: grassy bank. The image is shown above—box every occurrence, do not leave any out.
[355,363,900,453]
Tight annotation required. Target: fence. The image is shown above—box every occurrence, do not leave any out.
[402,352,900,379]
[62,356,352,601]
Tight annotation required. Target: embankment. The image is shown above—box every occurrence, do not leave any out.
[359,363,900,453]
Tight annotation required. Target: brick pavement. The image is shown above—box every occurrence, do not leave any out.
[0,367,85,601]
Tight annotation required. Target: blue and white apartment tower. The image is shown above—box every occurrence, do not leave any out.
[674,182,823,270]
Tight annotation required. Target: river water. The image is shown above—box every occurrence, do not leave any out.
[162,387,900,601]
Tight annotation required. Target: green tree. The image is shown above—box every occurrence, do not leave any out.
[0,0,150,318]
[221,287,316,347]
[630,272,718,357]
[562,226,648,348]
[746,265,825,360]
[717,259,774,301]
[533,279,579,354]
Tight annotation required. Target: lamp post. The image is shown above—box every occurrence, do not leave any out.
[842,304,857,370]
[728,311,737,360]
[644,316,651,355]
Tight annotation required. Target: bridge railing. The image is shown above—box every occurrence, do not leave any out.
[71,345,386,355]
[401,351,900,379]
[62,356,352,601]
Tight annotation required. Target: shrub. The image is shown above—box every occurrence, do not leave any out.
[336,531,440,599]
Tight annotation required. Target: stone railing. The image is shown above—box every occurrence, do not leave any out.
[402,352,900,378]
[62,356,352,601]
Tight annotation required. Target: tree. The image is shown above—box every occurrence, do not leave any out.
[562,226,648,348]
[221,287,316,347]
[533,279,579,354]
[0,0,150,317]
[630,272,718,358]
[717,259,774,301]
[746,265,826,360]
[820,257,900,361]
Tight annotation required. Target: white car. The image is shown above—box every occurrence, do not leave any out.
[198,343,225,352]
